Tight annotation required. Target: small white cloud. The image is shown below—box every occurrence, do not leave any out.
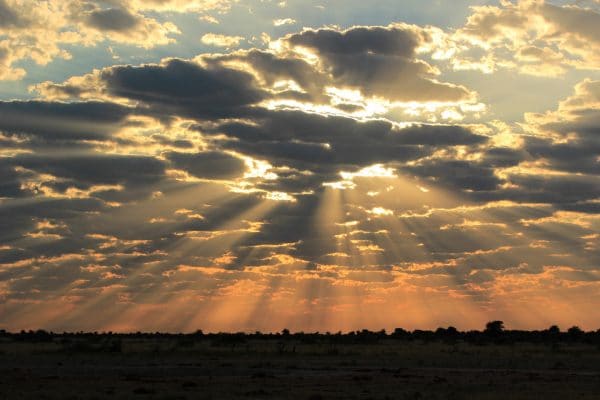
[201,33,244,48]
[199,15,219,24]
[273,18,296,26]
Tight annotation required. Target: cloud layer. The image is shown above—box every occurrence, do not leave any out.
[0,0,599,333]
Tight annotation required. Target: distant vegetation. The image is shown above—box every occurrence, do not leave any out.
[1,321,598,348]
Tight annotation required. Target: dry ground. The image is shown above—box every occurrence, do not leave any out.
[1,337,599,399]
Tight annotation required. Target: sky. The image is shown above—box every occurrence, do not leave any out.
[0,0,599,333]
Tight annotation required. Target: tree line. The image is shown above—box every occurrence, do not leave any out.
[1,321,599,345]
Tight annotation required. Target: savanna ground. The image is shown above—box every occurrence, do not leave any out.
[1,333,600,400]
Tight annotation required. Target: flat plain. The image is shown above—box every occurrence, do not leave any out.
[1,333,599,399]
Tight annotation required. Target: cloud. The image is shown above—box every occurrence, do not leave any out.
[8,154,166,189]
[20,25,596,210]
[78,4,181,49]
[99,58,267,119]
[31,22,481,120]
[0,101,131,146]
[0,0,183,80]
[203,108,488,197]
[129,0,235,13]
[201,33,244,47]
[469,78,598,213]
[166,151,247,179]
[0,0,22,28]
[282,25,473,102]
[273,18,296,26]
[521,79,599,175]
[27,35,487,198]
[85,7,140,32]
[206,49,330,103]
[452,0,600,75]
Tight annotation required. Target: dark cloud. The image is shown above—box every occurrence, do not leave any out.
[0,101,131,145]
[0,0,21,27]
[394,125,488,146]
[101,59,266,119]
[206,49,329,103]
[209,110,406,171]
[165,151,246,179]
[210,109,486,181]
[0,164,24,198]
[287,26,420,57]
[6,153,166,189]
[499,173,600,207]
[404,160,502,192]
[0,197,106,242]
[85,7,140,32]
[497,80,600,209]
[284,26,471,102]
[254,169,340,194]
[526,138,599,175]
[482,147,529,168]
[521,80,600,175]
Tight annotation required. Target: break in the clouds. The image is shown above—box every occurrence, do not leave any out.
[0,0,599,333]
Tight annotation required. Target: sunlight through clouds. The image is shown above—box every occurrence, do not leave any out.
[0,0,599,333]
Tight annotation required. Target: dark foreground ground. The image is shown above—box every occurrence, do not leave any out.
[1,332,600,399]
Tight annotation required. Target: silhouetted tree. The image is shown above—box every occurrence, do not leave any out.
[485,321,505,335]
[548,325,560,335]
[567,326,583,341]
